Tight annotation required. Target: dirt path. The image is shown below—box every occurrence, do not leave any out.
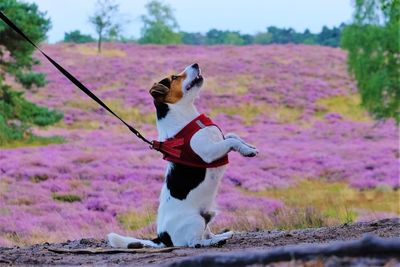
[1,218,399,266]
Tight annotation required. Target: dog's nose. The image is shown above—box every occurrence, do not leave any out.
[192,63,199,70]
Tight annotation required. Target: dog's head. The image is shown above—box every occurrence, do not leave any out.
[149,63,203,105]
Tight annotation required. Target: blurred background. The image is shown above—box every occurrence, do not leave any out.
[0,0,398,246]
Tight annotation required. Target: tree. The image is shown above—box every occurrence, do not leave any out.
[89,0,121,53]
[317,25,342,47]
[64,30,95,43]
[205,29,248,45]
[241,33,254,45]
[139,0,181,44]
[205,29,225,45]
[341,0,399,122]
[0,0,50,88]
[253,32,272,45]
[181,32,207,45]
[0,0,63,145]
[267,26,298,44]
[301,29,316,45]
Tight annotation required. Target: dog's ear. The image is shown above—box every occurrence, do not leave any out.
[149,83,170,101]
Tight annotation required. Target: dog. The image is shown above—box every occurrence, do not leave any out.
[107,63,258,248]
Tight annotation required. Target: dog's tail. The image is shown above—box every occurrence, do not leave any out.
[107,233,165,248]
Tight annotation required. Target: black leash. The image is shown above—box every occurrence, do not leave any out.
[0,10,166,153]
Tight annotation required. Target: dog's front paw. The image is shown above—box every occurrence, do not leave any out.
[238,144,258,157]
[225,133,256,149]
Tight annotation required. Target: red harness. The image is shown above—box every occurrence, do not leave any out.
[152,114,229,168]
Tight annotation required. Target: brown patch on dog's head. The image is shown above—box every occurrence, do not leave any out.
[149,72,187,104]
[149,82,169,102]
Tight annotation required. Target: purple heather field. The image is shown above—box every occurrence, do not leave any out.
[0,43,398,246]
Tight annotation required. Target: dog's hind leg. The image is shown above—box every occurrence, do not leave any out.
[213,230,234,240]
[184,218,233,248]
[204,227,234,240]
[189,231,233,248]
[107,233,165,248]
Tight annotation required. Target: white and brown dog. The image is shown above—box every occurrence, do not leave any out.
[107,63,258,248]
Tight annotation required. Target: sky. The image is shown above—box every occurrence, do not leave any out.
[25,0,354,43]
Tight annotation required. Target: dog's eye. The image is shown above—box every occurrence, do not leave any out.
[171,75,178,80]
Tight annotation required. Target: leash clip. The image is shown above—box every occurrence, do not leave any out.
[151,140,162,151]
[151,139,183,158]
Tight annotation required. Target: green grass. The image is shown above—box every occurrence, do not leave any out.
[316,94,371,121]
[270,105,304,123]
[205,74,252,95]
[215,206,328,231]
[64,99,155,127]
[75,46,127,57]
[209,93,370,125]
[29,174,49,183]
[96,81,123,91]
[204,179,399,232]
[1,135,65,149]
[106,100,155,125]
[112,179,400,234]
[244,179,400,224]
[209,103,265,125]
[210,103,303,125]
[56,120,101,130]
[117,208,156,231]
[52,193,82,203]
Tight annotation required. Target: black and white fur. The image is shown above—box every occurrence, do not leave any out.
[107,63,258,248]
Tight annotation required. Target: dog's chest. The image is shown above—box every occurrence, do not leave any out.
[163,163,225,202]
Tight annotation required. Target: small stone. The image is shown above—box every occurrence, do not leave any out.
[80,238,92,245]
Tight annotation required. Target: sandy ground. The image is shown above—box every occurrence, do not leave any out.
[0,218,399,266]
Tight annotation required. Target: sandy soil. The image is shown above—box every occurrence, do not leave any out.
[0,218,399,266]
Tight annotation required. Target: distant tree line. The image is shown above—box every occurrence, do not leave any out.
[180,25,345,47]
[64,23,345,48]
[63,0,344,48]
[64,30,95,43]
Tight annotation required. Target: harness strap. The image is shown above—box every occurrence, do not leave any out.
[0,10,176,156]
[152,138,184,158]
